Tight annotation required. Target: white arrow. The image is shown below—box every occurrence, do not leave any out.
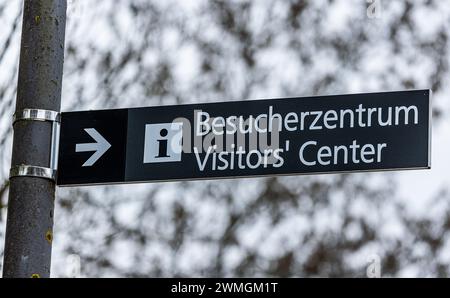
[75,128,111,167]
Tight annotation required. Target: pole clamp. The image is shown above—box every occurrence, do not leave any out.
[13,108,61,124]
[9,109,61,182]
[10,165,57,181]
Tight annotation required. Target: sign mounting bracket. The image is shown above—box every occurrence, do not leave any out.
[9,108,61,181]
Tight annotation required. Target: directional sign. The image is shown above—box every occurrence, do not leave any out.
[57,90,431,186]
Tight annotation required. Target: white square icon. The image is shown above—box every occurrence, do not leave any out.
[143,123,183,163]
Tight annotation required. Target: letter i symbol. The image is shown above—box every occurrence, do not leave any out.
[156,128,170,158]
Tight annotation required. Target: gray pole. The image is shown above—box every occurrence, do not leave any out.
[2,0,67,278]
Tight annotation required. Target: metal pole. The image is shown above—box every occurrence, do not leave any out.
[2,0,67,278]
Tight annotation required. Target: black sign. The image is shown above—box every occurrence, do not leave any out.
[57,90,431,186]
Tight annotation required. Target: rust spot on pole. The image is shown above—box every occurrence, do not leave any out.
[45,230,53,244]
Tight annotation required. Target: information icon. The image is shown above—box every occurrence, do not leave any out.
[143,123,183,163]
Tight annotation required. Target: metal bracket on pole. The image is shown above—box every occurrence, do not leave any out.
[10,108,61,181]
[9,165,57,181]
[13,108,60,124]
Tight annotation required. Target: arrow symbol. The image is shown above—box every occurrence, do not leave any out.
[76,128,111,167]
